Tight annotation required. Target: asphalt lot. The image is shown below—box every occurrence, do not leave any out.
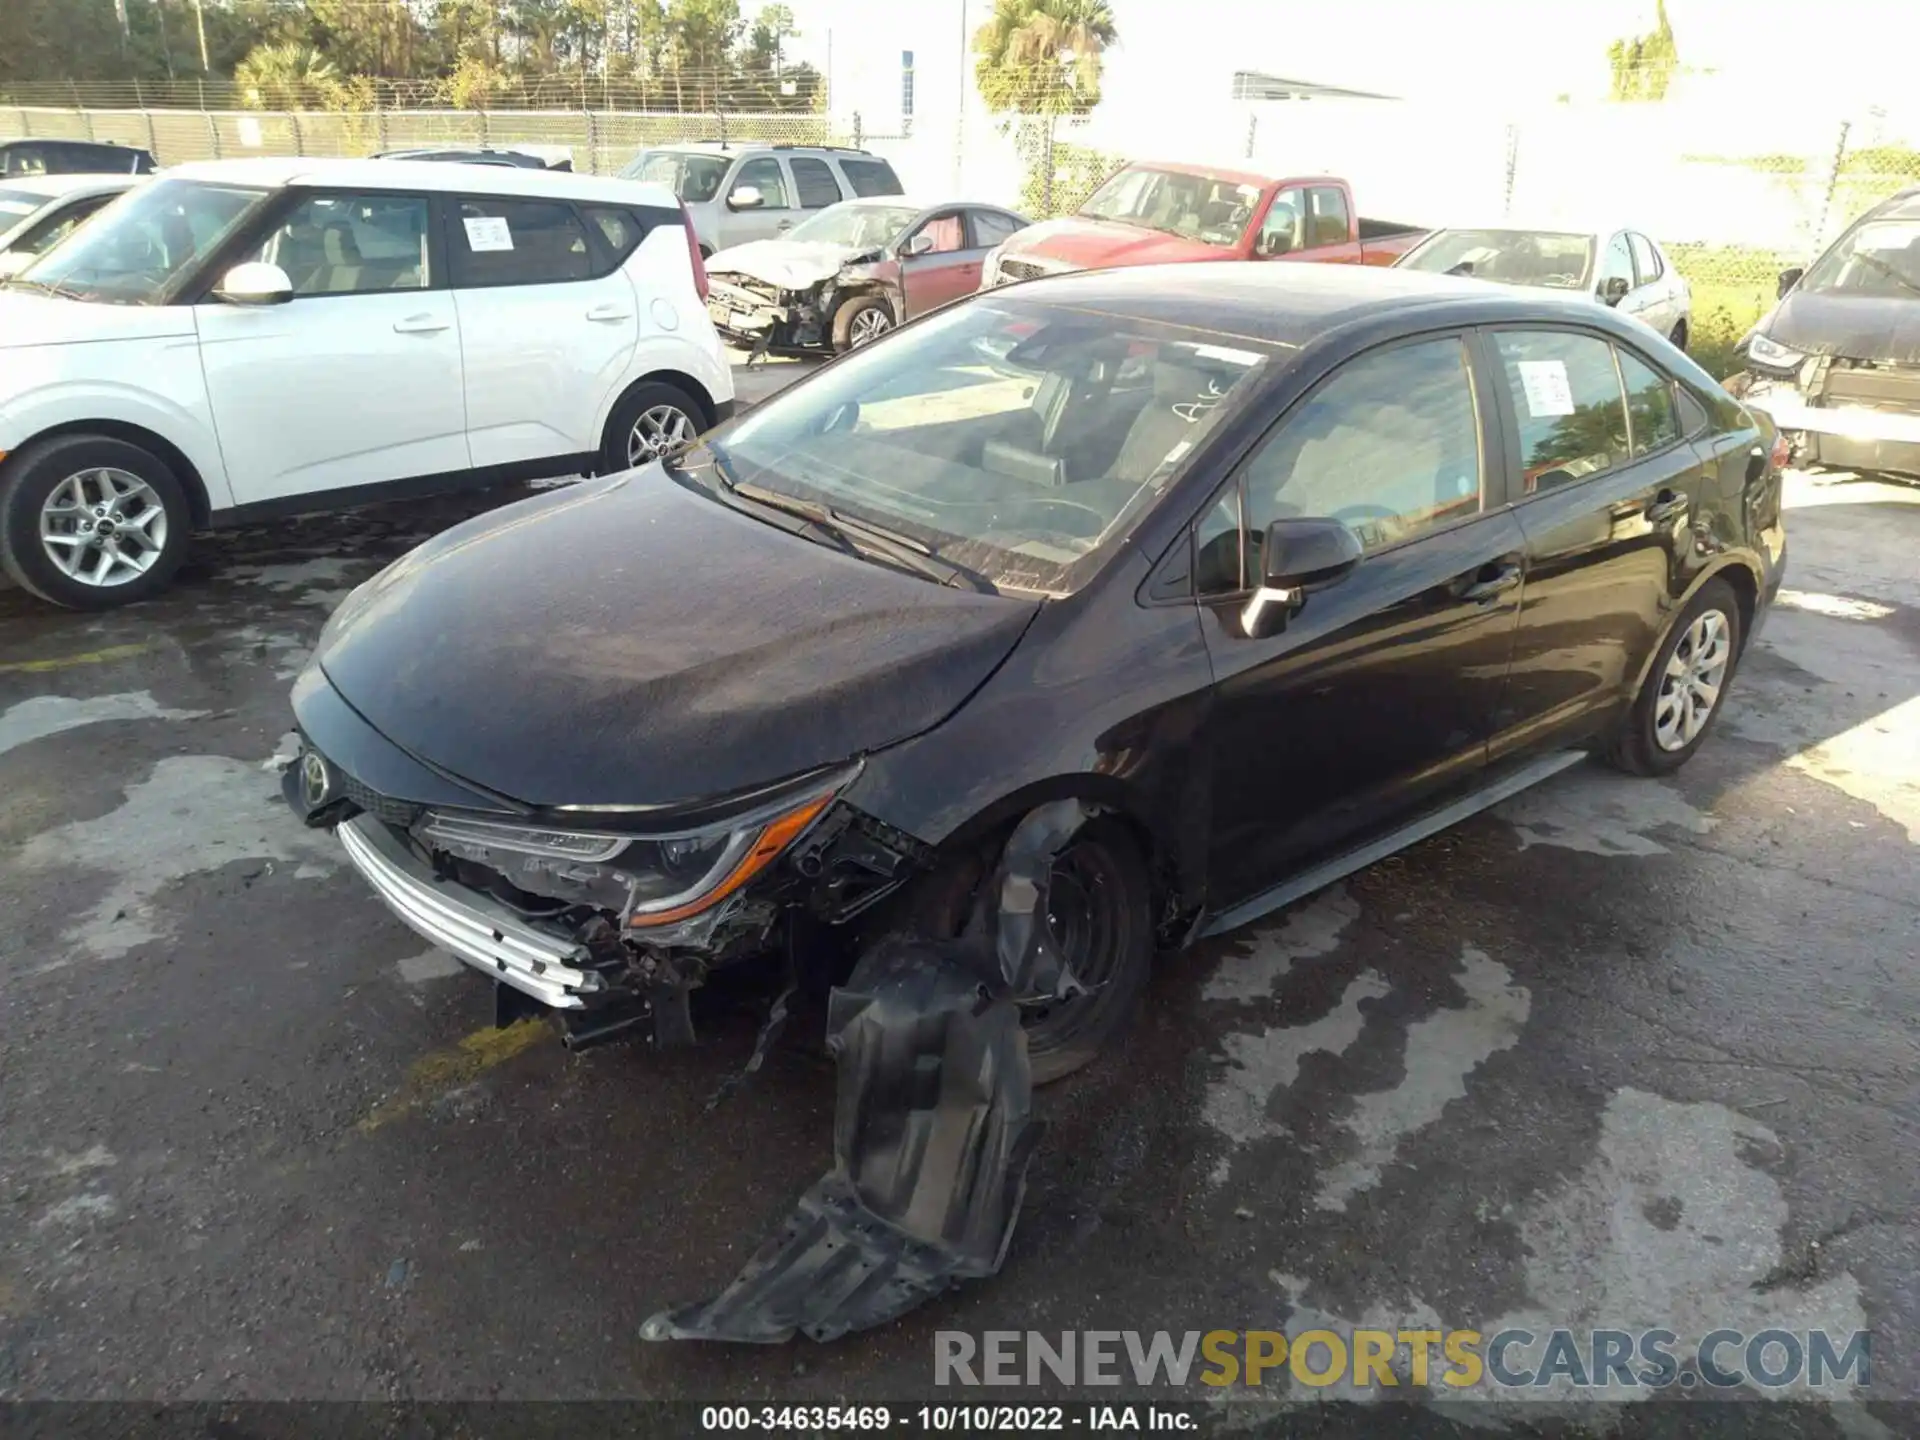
[0,386,1915,1426]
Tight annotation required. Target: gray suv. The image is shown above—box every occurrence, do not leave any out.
[618,143,903,255]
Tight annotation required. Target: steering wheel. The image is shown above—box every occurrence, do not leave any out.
[1018,494,1111,532]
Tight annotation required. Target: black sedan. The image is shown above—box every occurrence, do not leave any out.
[285,263,1788,1083]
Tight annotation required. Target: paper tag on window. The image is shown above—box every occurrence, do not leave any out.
[462,216,514,252]
[1517,360,1575,417]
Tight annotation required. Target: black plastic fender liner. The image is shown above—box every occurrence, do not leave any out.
[990,798,1096,999]
[640,937,1041,1345]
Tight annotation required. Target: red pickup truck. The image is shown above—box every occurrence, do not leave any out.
[981,162,1425,288]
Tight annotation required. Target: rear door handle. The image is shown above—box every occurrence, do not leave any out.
[1458,560,1523,604]
[585,303,632,323]
[392,314,450,334]
[1643,489,1688,524]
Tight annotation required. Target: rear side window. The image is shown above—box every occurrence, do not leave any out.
[1618,349,1680,456]
[582,205,645,264]
[788,157,844,208]
[449,197,593,287]
[1306,186,1350,248]
[1494,331,1629,492]
[839,158,904,198]
[972,209,1024,247]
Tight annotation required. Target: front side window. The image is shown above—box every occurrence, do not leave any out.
[1598,233,1634,293]
[1239,337,1483,569]
[788,157,843,209]
[247,192,429,295]
[1628,232,1662,283]
[839,158,904,198]
[732,156,790,209]
[1256,188,1304,257]
[1801,213,1920,297]
[1399,229,1595,289]
[620,150,730,203]
[1494,330,1629,492]
[449,197,591,287]
[909,212,966,255]
[1077,166,1263,248]
[17,178,265,304]
[1306,186,1350,248]
[709,298,1274,594]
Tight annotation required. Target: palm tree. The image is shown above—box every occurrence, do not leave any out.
[234,43,341,109]
[973,0,1117,116]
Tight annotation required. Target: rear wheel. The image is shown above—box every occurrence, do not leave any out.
[1604,577,1741,776]
[0,434,191,610]
[600,381,707,475]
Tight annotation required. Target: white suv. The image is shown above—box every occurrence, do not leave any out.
[0,157,732,609]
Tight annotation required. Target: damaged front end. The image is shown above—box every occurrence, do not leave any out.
[285,745,932,1053]
[706,250,891,357]
[1740,352,1920,479]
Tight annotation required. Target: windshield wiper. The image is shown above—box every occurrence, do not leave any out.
[732,482,993,591]
[1852,251,1920,299]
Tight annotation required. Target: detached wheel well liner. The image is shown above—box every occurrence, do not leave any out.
[8,420,213,528]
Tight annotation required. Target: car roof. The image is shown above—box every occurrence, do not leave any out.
[1421,221,1649,241]
[0,173,141,200]
[640,141,880,159]
[159,156,675,207]
[1006,260,1615,348]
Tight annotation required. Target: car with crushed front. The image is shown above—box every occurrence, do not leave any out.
[284,262,1787,1084]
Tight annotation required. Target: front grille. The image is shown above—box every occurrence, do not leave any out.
[337,769,424,828]
[999,259,1052,282]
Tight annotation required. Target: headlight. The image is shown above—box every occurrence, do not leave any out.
[1747,333,1805,372]
[416,785,838,928]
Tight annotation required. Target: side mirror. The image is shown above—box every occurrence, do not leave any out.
[902,232,935,257]
[213,260,293,306]
[727,185,763,211]
[1777,266,1804,299]
[1240,517,1363,638]
[1258,228,1293,259]
[1600,275,1630,306]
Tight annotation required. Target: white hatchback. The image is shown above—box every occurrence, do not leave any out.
[0,157,732,609]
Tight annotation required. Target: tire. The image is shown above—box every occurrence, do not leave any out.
[831,295,894,354]
[1669,319,1689,352]
[878,818,1155,1085]
[0,434,191,610]
[599,380,707,475]
[1604,577,1742,776]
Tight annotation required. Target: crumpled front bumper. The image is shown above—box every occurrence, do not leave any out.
[336,812,602,1010]
[1743,364,1920,477]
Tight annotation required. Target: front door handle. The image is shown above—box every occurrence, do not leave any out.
[585,303,632,323]
[1458,560,1523,604]
[1643,489,1688,524]
[775,219,793,232]
[392,314,450,334]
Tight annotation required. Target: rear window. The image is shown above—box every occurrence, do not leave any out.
[839,158,903,198]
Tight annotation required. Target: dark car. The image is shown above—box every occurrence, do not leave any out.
[705,196,1030,353]
[1736,186,1920,480]
[0,139,156,178]
[284,263,1787,1083]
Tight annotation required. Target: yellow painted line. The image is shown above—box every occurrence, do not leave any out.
[357,1018,550,1133]
[0,642,156,675]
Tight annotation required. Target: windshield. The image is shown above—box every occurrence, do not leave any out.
[1401,229,1595,289]
[1802,216,1920,297]
[1076,166,1263,248]
[787,204,920,249]
[15,179,264,304]
[620,149,731,203]
[0,189,45,225]
[705,297,1274,594]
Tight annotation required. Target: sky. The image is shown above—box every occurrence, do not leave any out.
[785,0,1918,122]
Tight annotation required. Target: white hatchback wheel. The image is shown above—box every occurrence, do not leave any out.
[628,404,695,466]
[39,467,171,589]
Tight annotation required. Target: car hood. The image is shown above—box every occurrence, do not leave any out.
[313,465,1041,810]
[0,290,197,348]
[998,215,1228,270]
[707,239,869,290]
[1766,288,1920,365]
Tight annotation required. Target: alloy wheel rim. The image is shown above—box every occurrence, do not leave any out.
[1654,610,1730,752]
[628,405,694,466]
[39,468,169,588]
[849,309,891,346]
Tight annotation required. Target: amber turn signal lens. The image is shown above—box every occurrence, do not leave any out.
[625,793,833,929]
